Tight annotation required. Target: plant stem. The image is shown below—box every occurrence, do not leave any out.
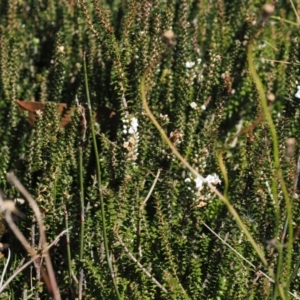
[83,53,121,300]
[79,145,84,261]
[63,205,72,286]
[247,35,293,298]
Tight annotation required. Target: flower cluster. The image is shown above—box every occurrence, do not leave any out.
[123,116,139,161]
[185,58,202,69]
[184,173,221,208]
[194,173,221,190]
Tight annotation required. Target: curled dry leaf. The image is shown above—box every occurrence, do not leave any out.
[15,100,117,130]
[16,100,75,128]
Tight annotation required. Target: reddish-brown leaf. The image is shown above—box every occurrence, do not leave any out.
[16,100,75,128]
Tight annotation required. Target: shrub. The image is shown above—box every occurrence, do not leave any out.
[0,1,300,299]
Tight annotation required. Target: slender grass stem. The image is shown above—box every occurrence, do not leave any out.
[247,34,293,299]
[271,16,299,26]
[79,145,84,261]
[83,53,121,300]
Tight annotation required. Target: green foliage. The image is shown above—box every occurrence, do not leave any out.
[0,1,300,299]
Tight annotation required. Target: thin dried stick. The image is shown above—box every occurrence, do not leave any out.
[115,232,168,294]
[78,269,84,300]
[0,248,11,288]
[137,169,162,257]
[0,228,69,294]
[0,257,32,294]
[140,169,162,210]
[7,172,61,300]
[201,221,300,300]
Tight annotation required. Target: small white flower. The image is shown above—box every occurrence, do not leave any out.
[58,46,64,53]
[190,102,197,109]
[128,127,135,134]
[195,176,204,189]
[201,105,206,110]
[131,118,139,130]
[160,113,169,120]
[131,117,138,127]
[185,61,195,68]
[295,86,300,99]
[123,129,127,134]
[185,178,191,183]
[128,117,138,134]
[197,58,202,64]
[205,174,221,185]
